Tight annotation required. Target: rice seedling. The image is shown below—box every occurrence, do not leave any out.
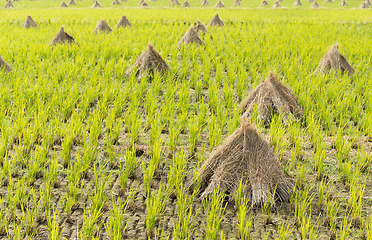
[339,214,352,240]
[299,214,318,240]
[172,185,199,240]
[143,138,162,193]
[270,114,290,159]
[120,148,137,195]
[292,184,314,226]
[276,221,294,240]
[356,145,371,173]
[79,206,103,240]
[347,173,366,227]
[365,211,372,240]
[235,180,253,239]
[6,175,17,222]
[91,160,110,213]
[323,196,339,239]
[261,185,277,225]
[208,114,222,151]
[146,183,168,238]
[0,197,6,234]
[46,208,62,240]
[188,114,200,154]
[166,151,187,194]
[104,198,130,240]
[203,189,227,240]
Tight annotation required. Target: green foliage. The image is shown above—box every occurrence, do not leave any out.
[0,5,371,240]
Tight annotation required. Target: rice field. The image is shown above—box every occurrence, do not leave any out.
[1,1,372,239]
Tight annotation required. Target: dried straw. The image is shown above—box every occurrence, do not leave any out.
[188,118,293,206]
[125,44,168,78]
[241,72,302,126]
[314,44,355,75]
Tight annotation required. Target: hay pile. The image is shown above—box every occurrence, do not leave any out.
[260,0,269,5]
[233,0,241,5]
[209,13,224,26]
[116,15,132,27]
[68,0,76,5]
[202,0,209,5]
[60,1,68,7]
[94,19,112,33]
[293,0,302,5]
[310,0,320,7]
[172,0,181,5]
[182,0,191,7]
[188,118,293,205]
[125,44,168,78]
[141,1,149,7]
[50,26,75,45]
[241,72,302,126]
[91,0,101,7]
[272,1,281,7]
[4,1,13,8]
[178,27,204,48]
[194,21,207,35]
[358,1,369,7]
[339,0,347,5]
[0,56,12,72]
[314,44,355,75]
[111,0,121,5]
[214,0,225,7]
[21,15,38,29]
[325,0,332,3]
